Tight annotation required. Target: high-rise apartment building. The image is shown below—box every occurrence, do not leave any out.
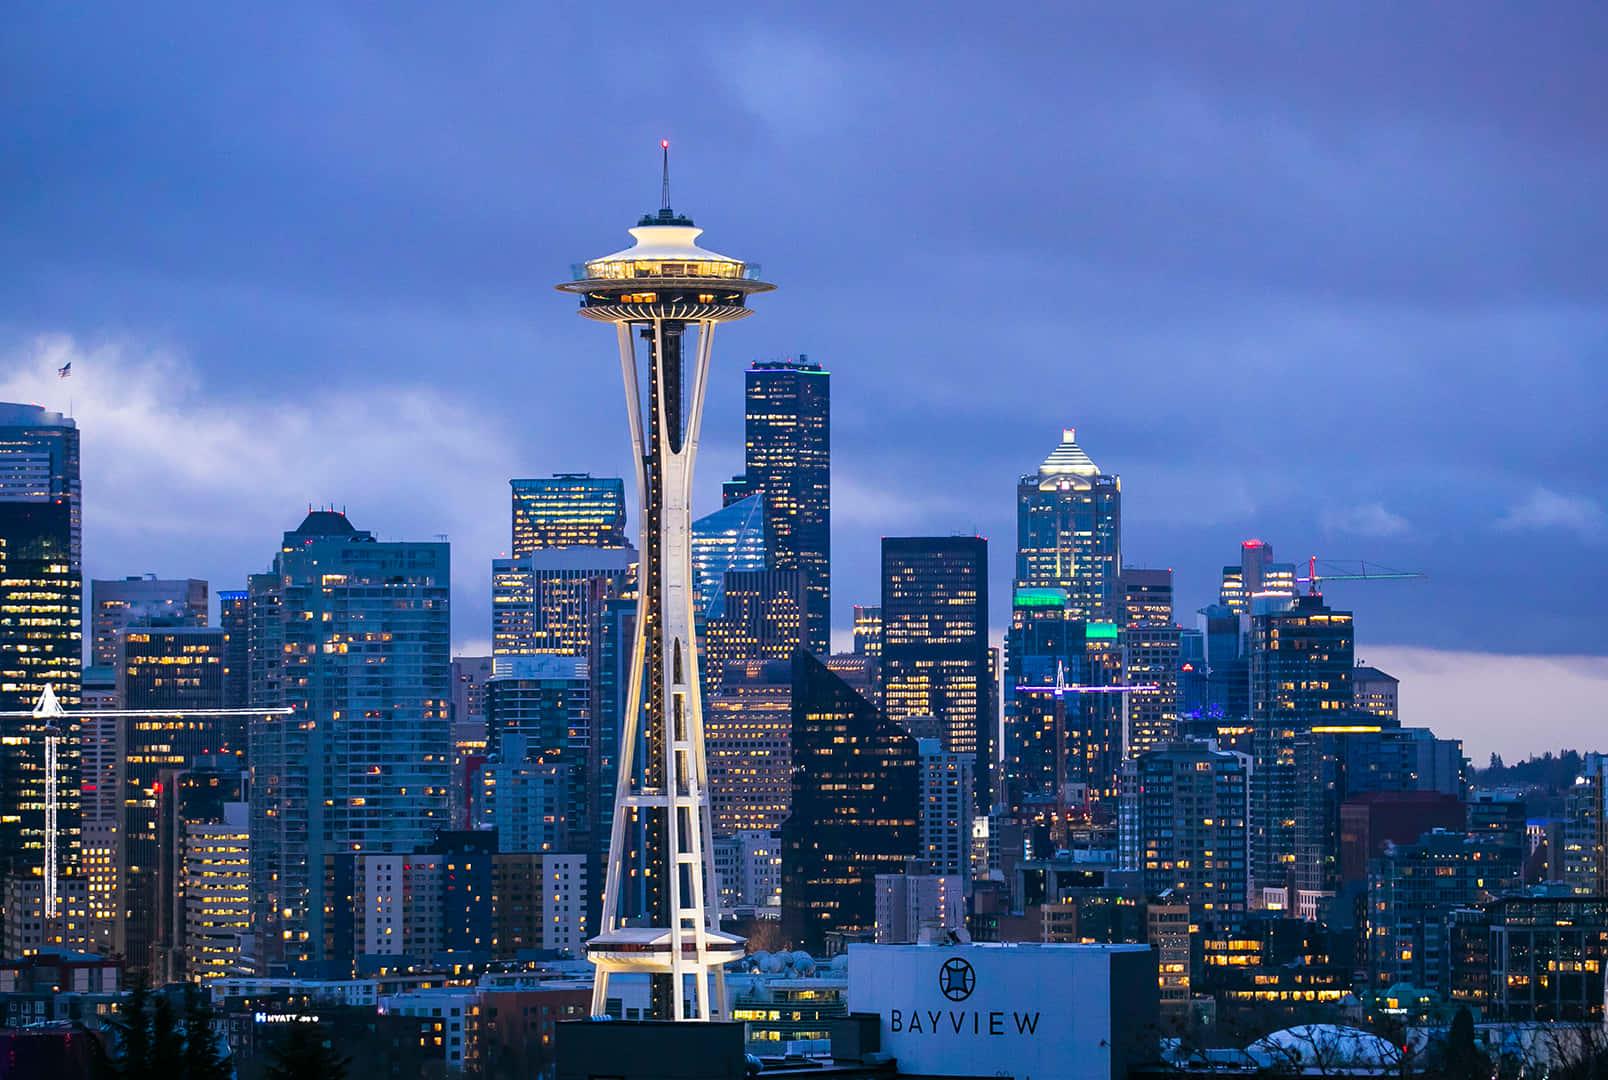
[1369,829,1502,994]
[218,590,249,710]
[690,494,766,619]
[89,576,207,668]
[483,656,591,846]
[492,548,633,658]
[181,800,251,982]
[1118,744,1251,920]
[0,403,83,943]
[510,474,627,556]
[248,511,451,976]
[917,738,974,885]
[881,536,990,814]
[451,655,494,725]
[724,359,829,654]
[1015,429,1121,622]
[1249,594,1354,895]
[475,739,569,854]
[1563,754,1608,895]
[1352,666,1400,722]
[874,872,963,944]
[781,651,918,955]
[713,830,783,911]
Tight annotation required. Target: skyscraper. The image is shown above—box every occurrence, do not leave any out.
[1220,539,1297,615]
[781,651,918,955]
[510,474,627,556]
[556,176,772,1020]
[1016,429,1121,622]
[218,589,249,710]
[705,658,792,836]
[1001,587,1084,817]
[0,404,82,946]
[1249,593,1355,895]
[0,402,81,569]
[248,511,451,976]
[1119,568,1180,755]
[726,359,829,655]
[881,536,991,814]
[492,547,634,657]
[852,605,882,659]
[114,627,228,971]
[701,569,807,691]
[689,493,766,619]
[89,576,208,668]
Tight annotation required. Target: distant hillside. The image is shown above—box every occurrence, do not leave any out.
[1472,750,1595,795]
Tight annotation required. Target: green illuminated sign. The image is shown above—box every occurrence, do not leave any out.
[1085,622,1120,641]
[1013,587,1067,608]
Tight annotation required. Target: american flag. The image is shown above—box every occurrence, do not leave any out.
[57,362,71,378]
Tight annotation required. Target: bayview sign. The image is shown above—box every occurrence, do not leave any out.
[847,942,1151,1080]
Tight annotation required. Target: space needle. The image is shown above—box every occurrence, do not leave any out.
[557,144,773,1021]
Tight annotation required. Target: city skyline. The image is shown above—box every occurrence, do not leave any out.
[2,6,1605,762]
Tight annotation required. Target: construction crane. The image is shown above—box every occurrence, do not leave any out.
[2,689,293,924]
[1299,557,1426,597]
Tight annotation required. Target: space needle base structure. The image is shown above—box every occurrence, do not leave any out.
[557,148,773,1021]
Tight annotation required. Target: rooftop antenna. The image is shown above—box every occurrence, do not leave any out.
[660,140,671,212]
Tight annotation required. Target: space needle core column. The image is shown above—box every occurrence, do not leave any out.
[557,147,773,1021]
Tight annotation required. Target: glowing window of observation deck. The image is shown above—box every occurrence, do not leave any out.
[582,258,748,281]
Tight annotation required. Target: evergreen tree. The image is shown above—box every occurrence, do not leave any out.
[181,985,231,1080]
[109,976,154,1080]
[149,995,185,1077]
[262,1021,351,1080]
[1445,1006,1487,1080]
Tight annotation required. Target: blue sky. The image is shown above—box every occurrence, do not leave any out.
[3,4,1604,758]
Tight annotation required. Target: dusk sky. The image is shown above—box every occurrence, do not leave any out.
[4,5,1604,759]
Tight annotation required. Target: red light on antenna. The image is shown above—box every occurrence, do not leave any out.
[661,140,669,149]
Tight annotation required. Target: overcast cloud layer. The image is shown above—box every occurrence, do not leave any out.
[3,4,1603,760]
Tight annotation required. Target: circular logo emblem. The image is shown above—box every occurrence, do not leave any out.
[938,957,975,1002]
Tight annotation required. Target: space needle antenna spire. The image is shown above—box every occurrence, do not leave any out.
[558,152,773,1022]
[660,139,671,212]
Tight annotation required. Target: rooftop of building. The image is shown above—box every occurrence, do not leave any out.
[1352,665,1399,683]
[750,356,824,372]
[291,509,359,536]
[1037,427,1101,477]
[0,401,76,429]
